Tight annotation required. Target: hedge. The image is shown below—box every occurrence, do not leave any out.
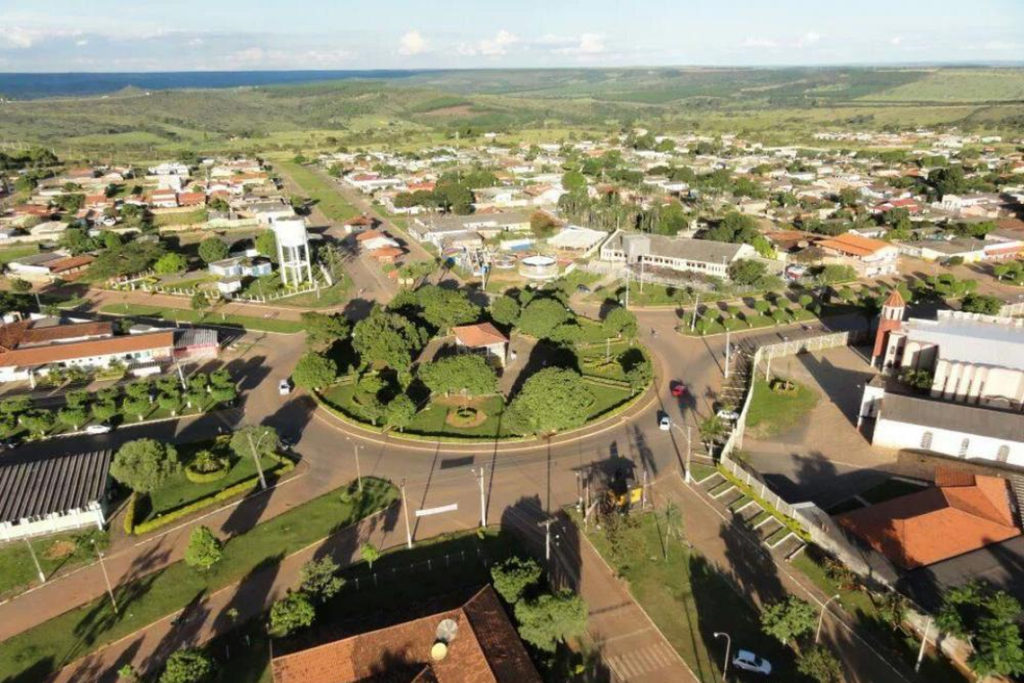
[122,493,138,535]
[184,464,229,484]
[130,454,295,536]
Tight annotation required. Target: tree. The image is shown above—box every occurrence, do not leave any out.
[878,590,908,631]
[937,581,1024,679]
[110,439,180,493]
[159,392,183,416]
[490,295,521,328]
[20,410,54,436]
[761,596,817,645]
[230,425,279,462]
[797,646,843,683]
[154,252,188,274]
[103,230,123,250]
[518,299,571,339]
[961,293,1003,316]
[384,394,416,431]
[0,396,31,417]
[198,237,229,264]
[505,368,596,435]
[352,306,427,370]
[514,590,588,652]
[269,591,316,637]
[292,352,338,390]
[117,664,140,682]
[255,230,277,260]
[728,259,769,287]
[92,400,118,423]
[360,542,381,568]
[530,210,560,239]
[491,556,542,605]
[10,278,32,294]
[412,285,481,332]
[300,557,345,603]
[184,526,223,571]
[159,648,215,683]
[57,407,88,431]
[561,170,587,194]
[301,312,350,350]
[602,306,638,339]
[123,396,150,422]
[418,354,497,397]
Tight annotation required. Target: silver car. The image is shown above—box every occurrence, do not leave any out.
[732,649,772,675]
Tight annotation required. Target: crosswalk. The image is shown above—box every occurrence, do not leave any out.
[606,641,683,682]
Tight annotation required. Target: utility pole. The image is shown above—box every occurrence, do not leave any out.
[92,539,118,615]
[472,466,487,528]
[623,268,630,309]
[24,537,45,584]
[641,468,649,509]
[246,429,269,491]
[690,293,700,332]
[400,479,413,549]
[684,424,693,483]
[724,329,731,379]
[354,442,362,493]
[639,258,645,293]
[915,617,933,673]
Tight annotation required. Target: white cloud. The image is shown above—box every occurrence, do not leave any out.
[890,36,904,46]
[796,31,822,47]
[189,37,205,47]
[555,33,606,55]
[479,29,519,56]
[0,25,80,49]
[398,30,427,56]
[229,47,265,65]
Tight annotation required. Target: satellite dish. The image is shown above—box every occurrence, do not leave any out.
[430,642,448,661]
[436,618,459,644]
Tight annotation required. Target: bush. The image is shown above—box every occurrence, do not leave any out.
[122,493,138,535]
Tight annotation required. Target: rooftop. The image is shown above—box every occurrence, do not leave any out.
[906,310,1024,372]
[453,323,508,348]
[0,450,111,524]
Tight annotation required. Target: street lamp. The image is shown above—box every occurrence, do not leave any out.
[91,538,118,615]
[246,426,271,490]
[816,593,842,644]
[345,436,362,492]
[713,631,731,683]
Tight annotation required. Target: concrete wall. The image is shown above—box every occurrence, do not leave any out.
[0,502,105,541]
[872,417,1021,467]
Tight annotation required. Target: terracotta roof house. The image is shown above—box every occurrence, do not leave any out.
[837,470,1021,569]
[814,232,899,277]
[453,323,509,368]
[370,246,405,264]
[271,586,541,683]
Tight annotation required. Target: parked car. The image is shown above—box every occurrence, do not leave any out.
[670,381,686,397]
[733,650,772,675]
[278,379,292,396]
[658,413,671,431]
[84,424,112,435]
[716,409,740,422]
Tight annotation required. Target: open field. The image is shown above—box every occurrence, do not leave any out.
[274,159,359,222]
[98,303,304,334]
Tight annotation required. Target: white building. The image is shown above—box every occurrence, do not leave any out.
[599,230,756,279]
[273,218,314,286]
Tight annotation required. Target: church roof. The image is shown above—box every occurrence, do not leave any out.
[883,288,905,309]
[906,312,1024,372]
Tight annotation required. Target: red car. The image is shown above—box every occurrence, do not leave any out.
[670,381,686,397]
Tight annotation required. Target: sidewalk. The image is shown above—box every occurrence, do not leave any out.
[653,473,912,683]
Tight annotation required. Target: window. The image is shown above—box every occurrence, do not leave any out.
[920,432,933,449]
[997,445,1010,463]
[959,438,970,458]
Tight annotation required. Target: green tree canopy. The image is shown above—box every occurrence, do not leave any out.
[491,555,542,605]
[353,305,428,370]
[961,293,1003,316]
[198,237,229,264]
[490,295,521,328]
[937,581,1024,679]
[728,259,769,286]
[269,592,316,637]
[518,299,572,339]
[413,285,481,332]
[602,306,638,339]
[760,596,817,645]
[300,311,351,350]
[418,354,497,397]
[506,368,596,435]
[384,394,417,431]
[292,352,338,390]
[110,439,180,493]
[255,230,277,260]
[300,557,345,603]
[797,646,844,683]
[159,648,215,683]
[514,590,588,653]
[184,526,223,571]
[229,424,280,461]
[154,252,188,274]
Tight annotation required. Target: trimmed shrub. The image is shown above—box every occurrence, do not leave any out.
[122,492,138,535]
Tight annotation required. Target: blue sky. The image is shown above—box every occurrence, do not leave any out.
[0,0,1020,71]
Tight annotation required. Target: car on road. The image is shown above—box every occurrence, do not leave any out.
[670,381,686,397]
[716,409,740,422]
[84,424,112,435]
[732,650,772,675]
[658,413,671,431]
[279,379,293,396]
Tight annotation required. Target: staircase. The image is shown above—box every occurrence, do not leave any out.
[1008,474,1024,528]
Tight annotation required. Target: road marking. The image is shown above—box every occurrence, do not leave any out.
[415,503,458,517]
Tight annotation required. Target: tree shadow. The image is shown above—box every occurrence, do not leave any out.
[718,516,786,607]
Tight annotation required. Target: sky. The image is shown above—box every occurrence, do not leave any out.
[0,0,1021,72]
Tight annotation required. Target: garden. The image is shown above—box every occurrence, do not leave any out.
[0,528,108,600]
[308,284,651,440]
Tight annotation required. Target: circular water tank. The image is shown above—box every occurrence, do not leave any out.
[430,642,448,661]
[518,255,558,280]
[272,218,308,248]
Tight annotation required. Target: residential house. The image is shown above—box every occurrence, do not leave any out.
[5,252,94,282]
[814,233,899,277]
[452,323,509,368]
[411,212,531,248]
[600,230,757,280]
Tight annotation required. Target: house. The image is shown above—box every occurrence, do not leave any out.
[814,233,899,277]
[148,189,179,209]
[176,192,206,207]
[29,221,70,239]
[208,256,273,279]
[411,212,531,247]
[0,449,112,541]
[370,246,405,264]
[5,252,95,282]
[600,230,756,280]
[342,214,379,234]
[270,586,541,683]
[837,469,1020,569]
[0,318,179,384]
[360,234,402,252]
[453,323,509,367]
[546,226,608,257]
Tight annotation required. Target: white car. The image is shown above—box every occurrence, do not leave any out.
[716,409,741,422]
[732,650,772,675]
[658,413,671,431]
[84,424,112,435]
[278,379,292,396]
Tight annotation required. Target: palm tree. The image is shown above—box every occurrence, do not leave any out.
[698,415,727,459]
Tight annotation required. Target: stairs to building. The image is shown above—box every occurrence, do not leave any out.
[1007,474,1024,528]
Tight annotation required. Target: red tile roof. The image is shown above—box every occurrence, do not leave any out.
[0,331,174,369]
[816,233,892,258]
[837,471,1020,569]
[453,323,508,348]
[271,586,540,683]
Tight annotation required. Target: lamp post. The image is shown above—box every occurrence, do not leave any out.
[713,631,731,683]
[23,537,45,584]
[246,426,270,490]
[91,539,118,615]
[345,437,362,492]
[816,593,842,644]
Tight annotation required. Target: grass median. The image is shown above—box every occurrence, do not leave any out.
[99,303,303,334]
[276,160,359,222]
[0,477,398,683]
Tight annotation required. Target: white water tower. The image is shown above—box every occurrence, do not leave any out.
[272,218,314,286]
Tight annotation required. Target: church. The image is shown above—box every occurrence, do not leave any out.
[859,291,1024,467]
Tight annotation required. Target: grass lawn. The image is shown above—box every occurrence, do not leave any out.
[577,511,799,683]
[585,380,633,418]
[152,208,209,227]
[0,243,40,265]
[0,478,398,683]
[791,546,967,683]
[746,379,819,437]
[688,462,719,483]
[277,160,359,223]
[575,317,617,344]
[99,303,303,334]
[0,529,108,600]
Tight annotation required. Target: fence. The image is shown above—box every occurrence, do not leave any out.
[999,301,1024,318]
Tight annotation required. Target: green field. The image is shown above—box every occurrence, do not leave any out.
[274,160,359,223]
[746,378,819,437]
[99,303,303,334]
[862,69,1024,103]
[0,529,108,600]
[0,244,40,265]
